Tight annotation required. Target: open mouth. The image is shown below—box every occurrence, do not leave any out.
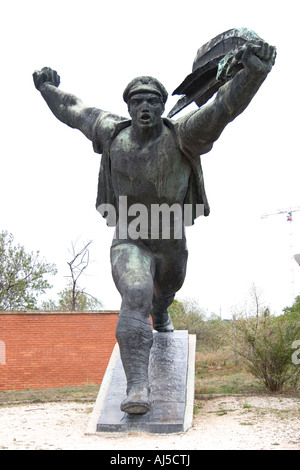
[140,113,151,122]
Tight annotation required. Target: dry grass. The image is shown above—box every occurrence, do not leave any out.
[1,346,298,406]
[0,384,100,406]
[195,348,265,395]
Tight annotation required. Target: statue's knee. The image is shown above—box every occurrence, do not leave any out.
[123,283,152,311]
[116,316,153,345]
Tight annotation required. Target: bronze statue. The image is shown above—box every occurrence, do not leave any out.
[33,28,276,414]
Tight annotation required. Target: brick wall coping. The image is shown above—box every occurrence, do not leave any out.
[0,310,119,315]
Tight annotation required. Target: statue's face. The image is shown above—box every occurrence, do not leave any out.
[128,93,164,129]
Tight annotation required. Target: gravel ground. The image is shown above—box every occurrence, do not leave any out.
[0,396,299,450]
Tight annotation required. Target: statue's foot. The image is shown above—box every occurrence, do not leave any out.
[153,313,174,332]
[120,387,151,414]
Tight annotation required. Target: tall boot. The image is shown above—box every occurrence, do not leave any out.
[116,320,153,414]
[151,308,174,332]
[151,293,175,332]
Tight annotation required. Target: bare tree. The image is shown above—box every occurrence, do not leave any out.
[65,240,102,310]
[41,239,103,311]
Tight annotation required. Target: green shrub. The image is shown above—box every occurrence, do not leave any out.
[169,299,231,350]
[233,312,300,392]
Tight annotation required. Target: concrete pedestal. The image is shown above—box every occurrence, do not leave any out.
[86,330,196,434]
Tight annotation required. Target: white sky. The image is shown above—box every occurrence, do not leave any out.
[1,0,299,317]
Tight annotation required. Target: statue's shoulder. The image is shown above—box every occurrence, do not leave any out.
[92,112,130,154]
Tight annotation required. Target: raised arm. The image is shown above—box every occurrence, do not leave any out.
[33,67,103,141]
[179,41,276,154]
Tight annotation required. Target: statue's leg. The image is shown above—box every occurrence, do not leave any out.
[111,242,155,414]
[151,243,188,332]
[151,292,175,332]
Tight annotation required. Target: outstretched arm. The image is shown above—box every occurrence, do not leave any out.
[33,67,103,141]
[179,41,276,154]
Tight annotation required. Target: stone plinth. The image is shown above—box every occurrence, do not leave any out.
[86,330,196,434]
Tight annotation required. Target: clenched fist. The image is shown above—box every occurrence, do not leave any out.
[33,67,60,91]
[239,40,276,75]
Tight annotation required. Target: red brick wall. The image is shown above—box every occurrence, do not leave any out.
[0,311,119,391]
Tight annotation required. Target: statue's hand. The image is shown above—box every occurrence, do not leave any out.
[240,40,276,75]
[33,67,60,91]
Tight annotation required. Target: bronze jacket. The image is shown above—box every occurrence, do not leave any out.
[92,111,212,226]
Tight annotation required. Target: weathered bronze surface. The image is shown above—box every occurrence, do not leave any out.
[97,331,190,433]
[33,28,276,415]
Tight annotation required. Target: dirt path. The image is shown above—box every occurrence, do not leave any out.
[0,396,299,450]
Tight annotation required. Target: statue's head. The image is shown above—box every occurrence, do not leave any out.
[123,76,168,106]
[123,77,168,128]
